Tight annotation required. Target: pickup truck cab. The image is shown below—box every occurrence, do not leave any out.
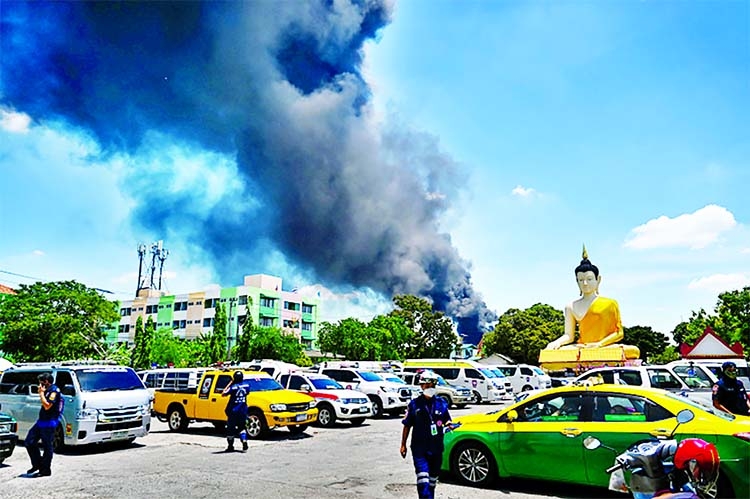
[152,369,318,438]
[277,372,372,427]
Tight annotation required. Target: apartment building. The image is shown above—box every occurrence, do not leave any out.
[110,274,320,350]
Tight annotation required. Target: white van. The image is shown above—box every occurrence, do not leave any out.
[494,364,552,393]
[137,367,207,398]
[0,361,151,449]
[402,359,506,404]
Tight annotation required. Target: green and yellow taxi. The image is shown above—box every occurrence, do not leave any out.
[442,384,750,498]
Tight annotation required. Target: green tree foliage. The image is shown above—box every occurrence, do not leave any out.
[623,325,670,362]
[0,280,119,362]
[234,313,255,362]
[481,304,564,365]
[242,325,306,364]
[649,345,680,365]
[367,314,414,360]
[389,295,458,358]
[671,310,714,346]
[130,316,145,368]
[131,315,155,369]
[318,318,375,360]
[149,327,197,367]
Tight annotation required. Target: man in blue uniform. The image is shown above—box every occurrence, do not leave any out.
[26,372,63,477]
[400,370,455,499]
[221,370,249,452]
[712,361,750,416]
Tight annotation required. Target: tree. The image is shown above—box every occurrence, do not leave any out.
[389,295,458,358]
[150,327,198,367]
[242,325,306,364]
[623,325,670,362]
[318,318,373,360]
[234,313,255,362]
[367,314,414,360]
[130,316,145,368]
[131,315,155,369]
[0,280,119,362]
[481,304,564,365]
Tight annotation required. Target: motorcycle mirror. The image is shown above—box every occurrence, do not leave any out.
[676,409,694,424]
[583,436,601,450]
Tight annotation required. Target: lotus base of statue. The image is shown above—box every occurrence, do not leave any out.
[539,344,641,371]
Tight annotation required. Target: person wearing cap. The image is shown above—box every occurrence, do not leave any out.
[399,370,456,499]
[712,361,750,416]
[221,370,250,452]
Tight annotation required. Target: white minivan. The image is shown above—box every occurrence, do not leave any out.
[402,359,507,404]
[494,364,552,393]
[0,361,151,449]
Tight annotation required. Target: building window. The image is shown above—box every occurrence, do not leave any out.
[137,307,143,311]
[284,301,300,311]
[302,322,313,331]
[204,299,216,309]
[120,307,132,316]
[118,324,131,333]
[172,320,187,330]
[146,305,158,314]
[174,301,188,311]
[260,297,275,308]
[203,318,214,327]
[260,317,274,327]
[283,319,299,328]
[302,304,313,314]
[238,295,248,305]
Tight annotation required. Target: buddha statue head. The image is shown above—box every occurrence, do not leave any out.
[574,245,601,296]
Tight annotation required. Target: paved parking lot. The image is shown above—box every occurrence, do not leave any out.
[0,402,617,498]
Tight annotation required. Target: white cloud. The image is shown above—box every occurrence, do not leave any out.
[32,250,45,256]
[741,247,750,254]
[624,204,737,250]
[688,273,750,293]
[511,185,536,197]
[0,109,31,133]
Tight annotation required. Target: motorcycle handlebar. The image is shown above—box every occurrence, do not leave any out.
[606,463,623,474]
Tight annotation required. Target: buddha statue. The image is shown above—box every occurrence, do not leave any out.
[539,246,640,369]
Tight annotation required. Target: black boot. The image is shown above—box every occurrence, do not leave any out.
[225,439,234,452]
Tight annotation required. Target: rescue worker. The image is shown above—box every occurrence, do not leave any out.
[712,361,750,416]
[26,372,63,477]
[221,370,249,452]
[400,370,456,499]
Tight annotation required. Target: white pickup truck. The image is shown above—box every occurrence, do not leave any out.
[318,367,410,418]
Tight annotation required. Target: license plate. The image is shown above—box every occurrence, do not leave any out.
[359,406,369,413]
[112,430,128,440]
[295,414,307,422]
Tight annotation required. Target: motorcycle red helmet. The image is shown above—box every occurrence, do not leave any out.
[674,438,720,493]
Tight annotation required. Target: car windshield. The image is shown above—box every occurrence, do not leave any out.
[479,368,497,378]
[383,375,406,384]
[76,368,145,392]
[311,378,343,390]
[490,369,506,378]
[245,376,283,391]
[532,367,546,375]
[357,371,383,382]
[663,392,735,422]
[497,367,516,376]
[436,375,449,386]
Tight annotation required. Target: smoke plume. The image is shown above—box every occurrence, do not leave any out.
[1,1,496,343]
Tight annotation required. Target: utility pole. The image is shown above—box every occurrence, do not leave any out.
[136,243,147,296]
[226,297,237,361]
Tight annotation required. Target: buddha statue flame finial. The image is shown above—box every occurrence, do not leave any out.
[582,244,588,260]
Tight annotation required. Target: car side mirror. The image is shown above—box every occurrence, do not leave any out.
[61,385,76,396]
[300,384,311,392]
[676,409,694,424]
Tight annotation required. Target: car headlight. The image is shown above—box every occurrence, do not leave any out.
[0,422,13,434]
[76,408,100,421]
[308,401,316,410]
[138,403,150,416]
[270,404,287,412]
[380,385,396,393]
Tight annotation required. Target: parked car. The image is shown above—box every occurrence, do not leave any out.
[277,372,372,427]
[396,371,473,409]
[318,368,410,418]
[493,364,552,392]
[668,359,750,391]
[574,366,713,407]
[0,410,18,465]
[441,384,749,498]
[402,359,507,404]
[377,372,420,400]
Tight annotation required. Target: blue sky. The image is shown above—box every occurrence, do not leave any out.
[1,1,748,340]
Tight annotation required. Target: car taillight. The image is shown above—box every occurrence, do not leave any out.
[733,432,750,442]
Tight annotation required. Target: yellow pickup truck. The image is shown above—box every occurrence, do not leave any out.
[152,369,318,438]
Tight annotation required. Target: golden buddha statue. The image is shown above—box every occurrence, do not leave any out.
[539,246,640,370]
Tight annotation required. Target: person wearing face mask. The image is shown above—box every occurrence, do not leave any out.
[400,370,456,499]
[712,361,750,416]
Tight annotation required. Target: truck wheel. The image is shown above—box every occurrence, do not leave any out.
[288,424,308,435]
[167,406,189,432]
[470,391,482,404]
[369,396,384,418]
[316,404,336,428]
[53,424,65,451]
[245,410,267,439]
[350,418,365,426]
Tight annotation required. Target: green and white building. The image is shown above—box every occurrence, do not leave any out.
[110,274,320,351]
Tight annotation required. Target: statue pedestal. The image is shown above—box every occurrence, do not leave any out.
[539,344,641,371]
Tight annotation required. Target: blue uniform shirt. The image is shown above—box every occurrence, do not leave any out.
[402,395,452,455]
[226,381,250,416]
[37,384,63,428]
[713,377,749,415]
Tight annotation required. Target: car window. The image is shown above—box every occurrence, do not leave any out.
[432,368,459,380]
[55,370,75,395]
[289,375,306,390]
[465,369,483,379]
[592,394,673,422]
[617,370,643,386]
[0,370,42,394]
[497,367,516,376]
[214,375,232,393]
[520,367,533,376]
[278,374,290,387]
[517,394,584,422]
[580,371,615,384]
[672,366,713,388]
[199,374,214,398]
[532,367,545,375]
[358,371,383,382]
[647,369,682,389]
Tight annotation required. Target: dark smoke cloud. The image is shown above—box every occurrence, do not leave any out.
[1,0,496,343]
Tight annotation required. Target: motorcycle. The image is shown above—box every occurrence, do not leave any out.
[583,409,720,499]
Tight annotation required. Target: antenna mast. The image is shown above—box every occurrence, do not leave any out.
[157,245,169,290]
[136,243,147,296]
